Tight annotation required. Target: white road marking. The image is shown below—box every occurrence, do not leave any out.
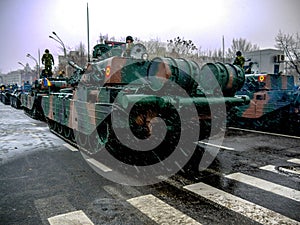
[278,167,300,176]
[184,182,300,225]
[196,141,235,151]
[63,143,78,152]
[259,165,279,173]
[228,127,300,139]
[127,194,202,225]
[86,158,112,172]
[225,172,300,202]
[48,210,94,225]
[261,164,300,176]
[288,158,300,165]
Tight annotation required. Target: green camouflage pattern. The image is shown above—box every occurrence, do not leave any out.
[40,42,250,159]
[228,73,300,134]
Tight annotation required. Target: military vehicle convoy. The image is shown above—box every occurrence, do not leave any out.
[40,40,249,165]
[2,38,298,169]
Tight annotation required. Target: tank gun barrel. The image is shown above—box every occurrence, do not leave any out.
[67,61,85,87]
[118,94,250,109]
[68,60,84,72]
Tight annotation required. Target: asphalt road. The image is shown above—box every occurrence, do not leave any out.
[1,103,300,225]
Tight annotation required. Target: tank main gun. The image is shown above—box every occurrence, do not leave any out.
[67,60,85,87]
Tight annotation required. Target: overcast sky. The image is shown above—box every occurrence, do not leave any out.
[0,0,299,73]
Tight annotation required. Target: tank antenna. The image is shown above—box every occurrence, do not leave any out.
[87,2,90,62]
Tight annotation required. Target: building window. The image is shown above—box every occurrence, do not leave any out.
[274,64,279,74]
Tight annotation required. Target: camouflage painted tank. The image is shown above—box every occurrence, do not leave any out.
[20,76,69,120]
[228,73,300,134]
[41,40,250,166]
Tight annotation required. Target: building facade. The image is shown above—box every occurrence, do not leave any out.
[244,49,285,74]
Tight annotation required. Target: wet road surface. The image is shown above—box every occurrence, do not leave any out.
[1,103,300,225]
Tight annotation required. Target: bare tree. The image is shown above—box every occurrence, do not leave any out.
[167,37,198,56]
[140,38,166,57]
[275,30,300,76]
[227,38,259,58]
[75,42,87,68]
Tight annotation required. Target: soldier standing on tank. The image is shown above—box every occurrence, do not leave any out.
[42,49,54,75]
[233,51,245,69]
[124,36,134,57]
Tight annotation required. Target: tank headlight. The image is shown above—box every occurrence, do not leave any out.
[258,75,265,82]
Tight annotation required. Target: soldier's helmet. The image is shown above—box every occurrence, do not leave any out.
[45,49,50,53]
[126,36,134,43]
[236,51,242,56]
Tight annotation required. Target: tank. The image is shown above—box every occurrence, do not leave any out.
[41,40,250,168]
[20,75,69,120]
[0,84,8,104]
[0,84,16,105]
[10,88,22,109]
[10,82,32,109]
[228,73,300,135]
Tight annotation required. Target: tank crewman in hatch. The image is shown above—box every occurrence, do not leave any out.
[233,51,245,69]
[42,49,54,74]
[124,35,134,57]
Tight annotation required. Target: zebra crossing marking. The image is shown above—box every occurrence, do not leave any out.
[259,165,278,173]
[288,158,300,165]
[184,182,299,225]
[261,164,300,176]
[225,172,300,202]
[127,194,202,225]
[48,210,94,225]
[260,158,300,175]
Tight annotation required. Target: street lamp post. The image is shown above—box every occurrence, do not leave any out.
[18,62,26,68]
[49,31,67,57]
[49,31,68,76]
[18,62,26,84]
[26,53,40,80]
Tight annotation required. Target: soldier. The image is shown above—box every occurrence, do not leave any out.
[42,49,54,74]
[58,70,65,78]
[124,35,134,57]
[233,51,245,69]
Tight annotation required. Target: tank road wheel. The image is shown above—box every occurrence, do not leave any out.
[63,126,71,139]
[75,131,88,148]
[57,124,63,135]
[87,131,100,153]
[70,131,76,143]
[48,119,54,130]
[107,102,181,166]
[50,120,57,132]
